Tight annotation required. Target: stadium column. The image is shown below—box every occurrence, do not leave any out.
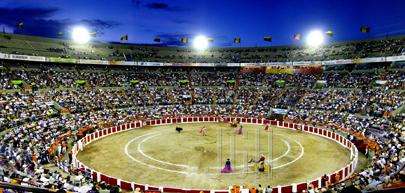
[256,127,260,158]
[243,150,248,175]
[217,126,223,172]
[229,133,236,167]
[243,123,249,174]
[255,126,260,185]
[267,126,272,181]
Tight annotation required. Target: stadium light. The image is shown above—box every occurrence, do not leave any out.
[305,30,324,48]
[192,35,209,51]
[71,26,91,44]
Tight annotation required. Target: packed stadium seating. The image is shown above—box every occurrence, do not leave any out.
[1,33,404,62]
[0,35,404,193]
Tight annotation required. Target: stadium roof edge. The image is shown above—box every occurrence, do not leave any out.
[1,51,404,67]
[2,32,404,49]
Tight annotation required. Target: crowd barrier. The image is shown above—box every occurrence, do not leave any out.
[2,51,405,66]
[71,116,359,193]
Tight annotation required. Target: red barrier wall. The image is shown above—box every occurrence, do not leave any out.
[71,117,358,193]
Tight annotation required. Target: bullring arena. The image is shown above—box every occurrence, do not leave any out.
[73,117,359,192]
[1,3,404,192]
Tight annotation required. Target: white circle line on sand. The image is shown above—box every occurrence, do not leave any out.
[125,130,304,175]
[138,133,190,168]
[136,132,291,169]
[271,139,291,162]
[272,138,304,169]
[223,138,304,174]
[124,132,188,174]
[210,136,291,169]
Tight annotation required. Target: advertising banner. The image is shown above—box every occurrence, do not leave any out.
[48,57,77,63]
[108,60,122,65]
[322,59,353,65]
[361,57,385,63]
[267,62,292,66]
[295,65,323,74]
[293,61,313,66]
[78,59,108,65]
[6,54,46,62]
[266,66,294,74]
[272,108,288,115]
[240,66,266,73]
[121,61,137,66]
[386,55,405,62]
[227,63,241,67]
[1,51,405,66]
[138,62,163,66]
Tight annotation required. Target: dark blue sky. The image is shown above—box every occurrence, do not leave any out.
[0,0,404,46]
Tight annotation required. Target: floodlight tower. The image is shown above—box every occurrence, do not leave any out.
[71,26,91,44]
[305,30,325,48]
[192,35,209,51]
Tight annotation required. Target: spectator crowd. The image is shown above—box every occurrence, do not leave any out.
[0,61,404,193]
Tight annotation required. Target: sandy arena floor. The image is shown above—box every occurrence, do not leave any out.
[77,123,351,190]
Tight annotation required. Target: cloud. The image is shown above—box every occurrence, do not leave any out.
[0,7,62,37]
[146,2,188,12]
[132,1,189,12]
[145,2,169,10]
[80,19,121,36]
[131,0,142,7]
[155,32,192,46]
[0,7,58,22]
[171,18,192,24]
[0,7,120,38]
